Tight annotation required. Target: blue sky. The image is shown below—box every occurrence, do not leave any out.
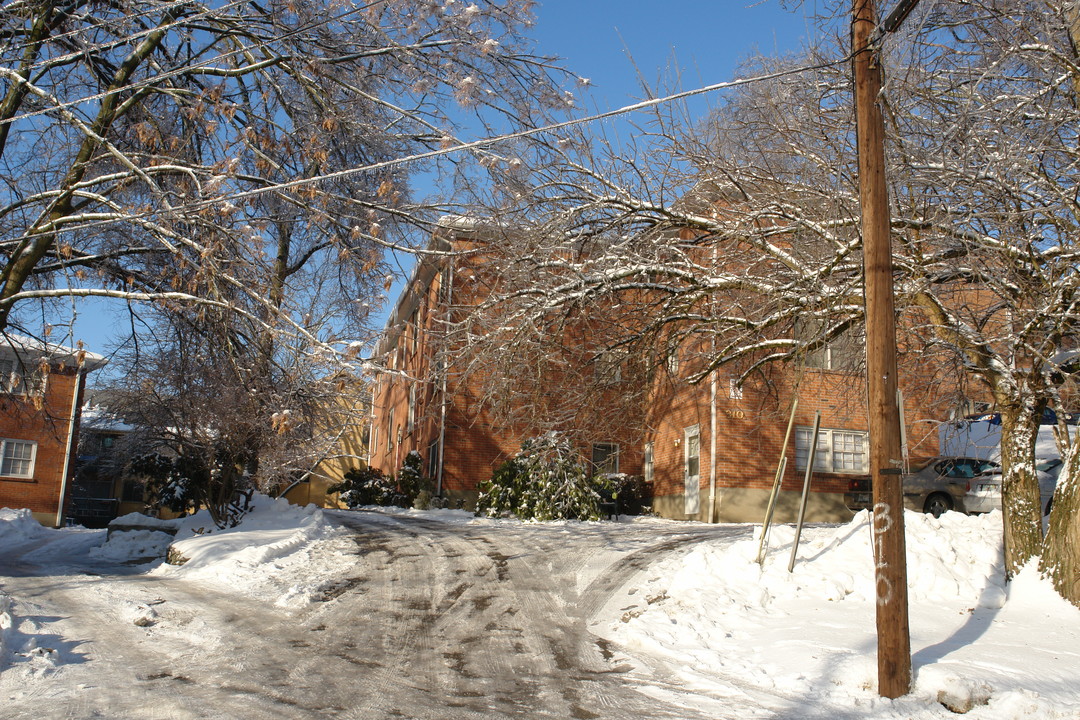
[532,0,816,111]
[68,0,819,379]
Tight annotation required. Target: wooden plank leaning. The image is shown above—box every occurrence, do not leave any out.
[789,410,822,572]
[756,398,799,566]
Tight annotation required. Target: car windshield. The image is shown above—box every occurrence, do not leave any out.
[1036,458,1063,473]
[935,458,998,478]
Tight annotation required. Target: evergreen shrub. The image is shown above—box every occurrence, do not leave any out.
[475,433,605,521]
[329,466,397,507]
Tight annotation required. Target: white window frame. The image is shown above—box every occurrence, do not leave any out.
[643,441,654,484]
[728,378,743,400]
[427,440,440,478]
[407,383,417,432]
[794,426,868,474]
[593,350,625,385]
[666,352,679,376]
[410,309,420,354]
[796,319,863,372]
[0,438,37,478]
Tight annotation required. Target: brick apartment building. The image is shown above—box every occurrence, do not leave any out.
[0,335,107,526]
[369,218,949,521]
[368,218,645,507]
[643,341,946,523]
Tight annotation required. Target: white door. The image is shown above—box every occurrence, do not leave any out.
[684,426,700,516]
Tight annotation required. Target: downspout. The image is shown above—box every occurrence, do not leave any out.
[709,367,717,523]
[707,241,719,523]
[55,367,85,528]
[436,262,454,497]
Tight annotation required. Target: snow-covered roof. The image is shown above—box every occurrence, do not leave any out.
[0,333,108,372]
[79,405,135,433]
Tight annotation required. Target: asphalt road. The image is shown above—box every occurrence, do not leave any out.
[1,511,751,719]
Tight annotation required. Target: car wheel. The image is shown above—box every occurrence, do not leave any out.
[924,493,953,518]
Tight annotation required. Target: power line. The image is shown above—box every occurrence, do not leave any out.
[24,51,852,240]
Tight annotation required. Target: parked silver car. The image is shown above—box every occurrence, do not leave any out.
[843,456,999,517]
[964,457,1061,516]
[903,457,999,517]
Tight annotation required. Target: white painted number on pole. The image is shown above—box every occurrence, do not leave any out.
[873,503,893,606]
[873,502,892,534]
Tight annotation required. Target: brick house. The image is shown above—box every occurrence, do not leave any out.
[369,219,953,521]
[368,218,645,507]
[643,338,947,523]
[0,335,107,527]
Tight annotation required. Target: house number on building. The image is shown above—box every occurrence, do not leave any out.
[724,409,746,419]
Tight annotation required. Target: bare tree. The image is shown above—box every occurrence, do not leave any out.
[0,1,581,522]
[0,0,576,354]
[454,1,1080,599]
[110,306,371,527]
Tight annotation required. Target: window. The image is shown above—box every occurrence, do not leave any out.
[933,458,997,478]
[643,442,654,484]
[684,429,700,479]
[386,408,395,450]
[0,439,36,478]
[121,478,145,502]
[427,441,440,478]
[794,427,868,474]
[593,350,624,385]
[0,357,45,396]
[728,378,743,400]
[407,384,417,432]
[409,309,420,354]
[370,426,378,460]
[591,442,619,475]
[795,319,863,372]
[666,351,679,376]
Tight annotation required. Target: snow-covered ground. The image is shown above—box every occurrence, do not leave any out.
[1,499,1078,719]
[599,510,1079,719]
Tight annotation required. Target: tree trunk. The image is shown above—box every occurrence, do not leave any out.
[1041,430,1080,607]
[998,400,1047,578]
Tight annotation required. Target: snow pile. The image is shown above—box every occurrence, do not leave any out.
[108,511,178,531]
[90,512,180,562]
[604,510,1080,719]
[0,508,48,546]
[91,528,175,562]
[152,495,357,608]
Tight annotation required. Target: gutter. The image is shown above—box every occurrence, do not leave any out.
[709,368,717,523]
[55,367,86,528]
[436,262,454,498]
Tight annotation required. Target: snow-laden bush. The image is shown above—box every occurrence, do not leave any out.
[475,433,605,521]
[397,451,427,507]
[328,466,397,507]
[331,453,432,509]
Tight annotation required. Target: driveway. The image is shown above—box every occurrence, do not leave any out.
[0,511,749,719]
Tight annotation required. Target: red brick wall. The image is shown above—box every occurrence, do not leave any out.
[0,366,82,524]
[646,352,947,516]
[370,249,645,502]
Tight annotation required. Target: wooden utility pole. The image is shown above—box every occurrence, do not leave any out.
[852,0,912,699]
